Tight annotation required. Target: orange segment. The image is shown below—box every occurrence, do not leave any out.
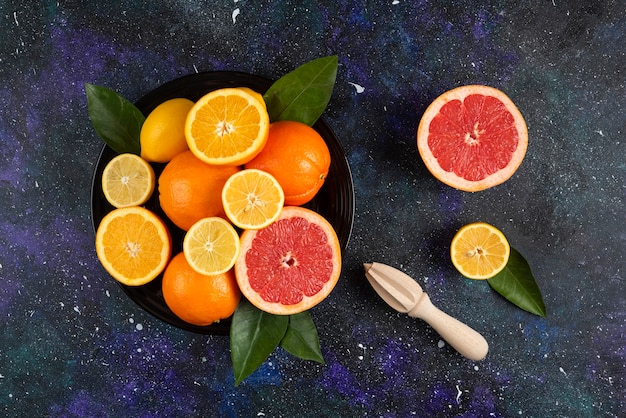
[183,217,240,276]
[185,88,270,166]
[222,169,285,230]
[95,207,171,286]
[450,222,510,280]
[101,153,155,208]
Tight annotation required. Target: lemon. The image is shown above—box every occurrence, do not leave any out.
[140,98,194,163]
[450,222,511,280]
[102,153,155,208]
[183,217,240,276]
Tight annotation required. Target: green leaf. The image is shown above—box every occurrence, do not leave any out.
[263,55,338,126]
[230,299,289,386]
[488,247,547,317]
[85,83,144,155]
[280,311,324,363]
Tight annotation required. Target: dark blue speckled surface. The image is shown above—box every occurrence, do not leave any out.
[1,1,624,416]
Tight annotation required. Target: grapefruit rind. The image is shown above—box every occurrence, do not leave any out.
[417,85,528,192]
[235,206,342,315]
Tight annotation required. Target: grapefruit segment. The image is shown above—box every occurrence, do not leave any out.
[417,85,528,192]
[235,206,342,315]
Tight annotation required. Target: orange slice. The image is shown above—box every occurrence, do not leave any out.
[101,153,155,208]
[235,206,342,315]
[95,206,171,286]
[183,217,240,276]
[417,85,528,192]
[450,222,510,280]
[185,87,270,166]
[222,169,285,230]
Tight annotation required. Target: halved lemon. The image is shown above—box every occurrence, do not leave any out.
[450,222,510,280]
[183,217,240,276]
[222,169,285,230]
[185,87,270,166]
[101,153,155,208]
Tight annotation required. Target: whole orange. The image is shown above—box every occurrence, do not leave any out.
[158,150,240,231]
[244,120,330,206]
[162,252,241,326]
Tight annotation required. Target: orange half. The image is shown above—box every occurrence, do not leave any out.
[95,206,171,286]
[185,88,270,166]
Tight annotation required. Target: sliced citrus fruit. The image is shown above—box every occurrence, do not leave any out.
[183,217,240,276]
[162,252,241,326]
[417,85,528,192]
[101,153,155,208]
[222,169,285,230]
[185,87,270,166]
[95,206,171,286]
[235,206,342,315]
[450,222,510,280]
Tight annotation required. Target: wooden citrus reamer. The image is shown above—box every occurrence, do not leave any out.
[364,262,489,361]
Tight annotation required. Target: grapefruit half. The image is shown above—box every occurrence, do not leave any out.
[235,206,342,315]
[417,85,528,192]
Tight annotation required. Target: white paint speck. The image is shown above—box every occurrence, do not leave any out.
[129,317,134,323]
[392,0,400,4]
[136,323,143,331]
[559,366,567,376]
[232,8,240,23]
[13,12,18,26]
[455,385,462,403]
[73,306,80,314]
[474,365,479,371]
[437,340,445,348]
[348,82,365,93]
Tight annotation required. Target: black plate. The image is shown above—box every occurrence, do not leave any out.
[90,71,355,335]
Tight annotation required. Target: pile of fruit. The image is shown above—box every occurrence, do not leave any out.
[95,86,342,326]
[89,56,341,384]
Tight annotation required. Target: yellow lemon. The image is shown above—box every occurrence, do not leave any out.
[140,98,194,163]
[450,222,510,280]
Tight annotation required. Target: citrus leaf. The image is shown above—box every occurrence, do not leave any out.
[85,83,143,155]
[280,311,324,363]
[487,247,547,317]
[263,55,338,126]
[230,299,289,386]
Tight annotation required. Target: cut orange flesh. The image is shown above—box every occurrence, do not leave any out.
[95,206,171,286]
